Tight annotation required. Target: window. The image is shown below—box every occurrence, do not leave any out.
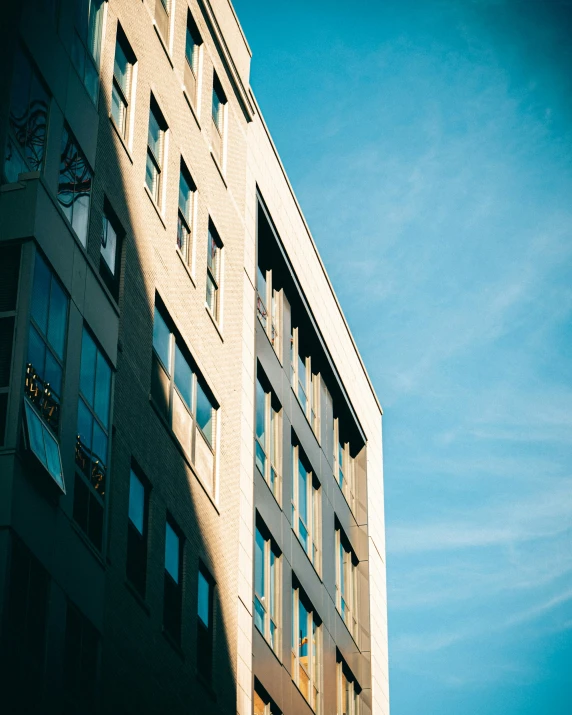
[146,97,167,206]
[337,661,360,715]
[63,602,100,712]
[100,203,123,298]
[23,400,65,491]
[3,536,49,710]
[74,328,112,551]
[155,0,171,46]
[163,517,182,643]
[177,161,195,261]
[111,26,135,140]
[291,441,321,573]
[71,0,104,104]
[256,265,282,359]
[334,419,356,513]
[151,302,218,490]
[26,252,69,432]
[291,586,321,712]
[336,529,358,638]
[127,467,149,596]
[255,374,281,502]
[206,222,222,321]
[197,564,214,681]
[254,681,280,715]
[184,12,202,104]
[290,327,320,438]
[3,45,50,183]
[58,125,93,247]
[211,73,226,166]
[254,523,280,654]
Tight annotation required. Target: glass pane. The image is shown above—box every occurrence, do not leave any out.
[111,84,124,132]
[212,85,222,129]
[25,401,46,465]
[298,599,308,659]
[77,397,93,450]
[299,520,309,551]
[298,459,308,525]
[254,596,265,634]
[185,28,196,70]
[80,329,97,404]
[152,306,171,373]
[27,324,46,377]
[145,151,157,197]
[196,381,213,446]
[206,274,216,314]
[148,107,161,161]
[253,691,266,715]
[31,253,50,334]
[178,171,191,219]
[174,344,192,408]
[172,389,192,454]
[165,521,179,583]
[47,278,68,360]
[197,570,210,626]
[101,215,118,275]
[44,349,63,396]
[92,419,107,466]
[128,470,145,534]
[207,231,218,274]
[43,425,64,488]
[94,351,111,428]
[255,380,266,443]
[4,138,27,183]
[270,407,278,466]
[254,528,264,598]
[71,188,90,247]
[255,440,266,476]
[114,39,129,94]
[58,128,74,223]
[269,550,276,619]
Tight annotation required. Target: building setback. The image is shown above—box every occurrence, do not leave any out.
[0,1,389,714]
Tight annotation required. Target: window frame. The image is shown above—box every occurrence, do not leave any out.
[254,522,281,656]
[334,418,356,514]
[290,326,320,439]
[177,160,195,263]
[99,200,123,299]
[205,221,222,322]
[58,124,94,248]
[291,586,322,712]
[126,465,149,597]
[111,25,136,142]
[196,563,214,682]
[210,72,226,166]
[337,660,360,715]
[335,529,359,639]
[145,96,167,207]
[163,514,183,643]
[70,0,105,105]
[184,10,202,105]
[256,266,282,361]
[291,442,321,574]
[255,373,282,503]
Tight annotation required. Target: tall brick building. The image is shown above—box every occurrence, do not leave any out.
[0,1,389,714]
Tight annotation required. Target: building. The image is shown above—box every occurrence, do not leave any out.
[0,1,389,714]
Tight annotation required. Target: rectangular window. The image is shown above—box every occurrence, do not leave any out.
[205,222,222,321]
[151,302,218,489]
[71,0,104,104]
[74,328,112,551]
[163,517,182,642]
[177,161,195,261]
[255,374,281,502]
[290,327,320,438]
[254,681,281,715]
[334,419,356,513]
[100,202,122,299]
[211,73,226,166]
[146,96,167,206]
[291,586,321,712]
[337,661,360,715]
[336,529,358,638]
[184,12,202,104]
[127,466,149,596]
[197,564,214,681]
[111,26,135,140]
[3,45,50,184]
[256,265,282,359]
[58,125,93,247]
[63,602,100,711]
[291,441,321,573]
[254,522,280,654]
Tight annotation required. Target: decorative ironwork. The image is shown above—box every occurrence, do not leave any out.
[24,363,60,431]
[75,436,106,498]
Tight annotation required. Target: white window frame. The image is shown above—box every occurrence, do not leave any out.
[337,661,360,715]
[290,327,320,440]
[291,587,322,712]
[335,529,358,639]
[254,525,281,656]
[334,418,356,513]
[256,266,282,361]
[255,376,281,503]
[291,443,321,574]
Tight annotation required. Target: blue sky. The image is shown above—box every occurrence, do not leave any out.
[232,0,572,712]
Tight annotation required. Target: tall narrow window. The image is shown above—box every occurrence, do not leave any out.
[71,0,104,104]
[254,523,280,654]
[210,73,226,166]
[255,374,281,502]
[205,222,222,321]
[164,517,182,643]
[3,45,50,184]
[151,302,218,490]
[58,125,93,247]
[63,602,100,711]
[74,328,112,551]
[337,660,360,715]
[184,12,202,105]
[291,587,321,712]
[111,27,135,140]
[127,467,149,596]
[291,441,321,573]
[336,529,359,638]
[256,266,282,360]
[290,327,320,438]
[146,97,167,206]
[177,161,195,261]
[100,203,123,299]
[197,565,214,681]
[254,681,280,715]
[334,419,356,513]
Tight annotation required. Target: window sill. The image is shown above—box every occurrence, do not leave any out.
[205,304,224,342]
[176,247,196,287]
[153,23,174,68]
[143,183,166,229]
[149,395,220,515]
[210,150,227,188]
[125,579,151,615]
[183,86,201,130]
[162,626,185,659]
[109,114,134,163]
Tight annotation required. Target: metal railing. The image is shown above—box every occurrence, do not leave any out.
[75,436,106,498]
[24,363,60,431]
